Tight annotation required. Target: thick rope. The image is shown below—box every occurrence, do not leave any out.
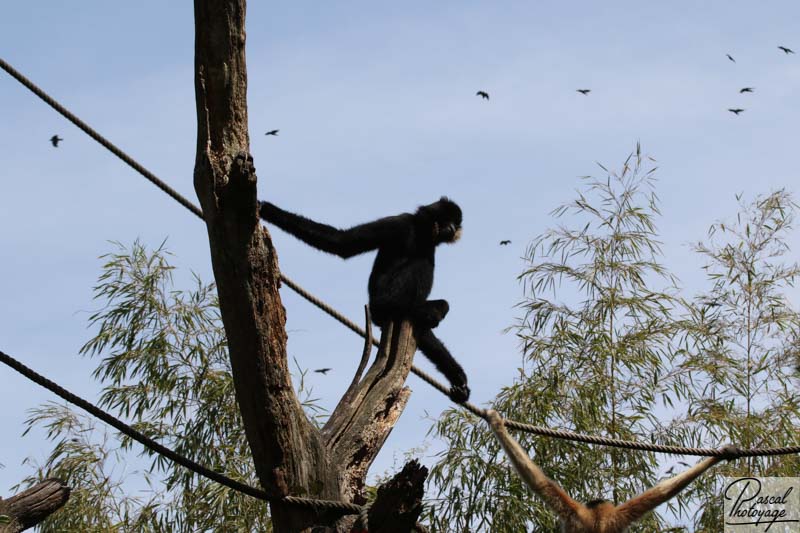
[230,268,800,457]
[354,501,372,531]
[0,349,361,515]
[3,57,799,459]
[0,58,204,220]
[500,419,800,457]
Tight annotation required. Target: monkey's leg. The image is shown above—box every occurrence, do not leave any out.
[414,327,470,402]
[412,300,450,329]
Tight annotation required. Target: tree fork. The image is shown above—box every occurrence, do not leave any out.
[193,2,427,530]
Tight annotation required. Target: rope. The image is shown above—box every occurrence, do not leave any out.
[0,349,361,515]
[500,419,800,457]
[0,58,204,220]
[353,501,372,531]
[3,57,799,459]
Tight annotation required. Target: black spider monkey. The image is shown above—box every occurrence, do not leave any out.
[259,197,471,403]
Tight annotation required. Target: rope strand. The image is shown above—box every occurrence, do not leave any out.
[0,349,362,514]
[2,56,798,460]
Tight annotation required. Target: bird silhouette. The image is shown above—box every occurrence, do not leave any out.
[728,108,745,115]
[476,90,489,100]
[739,87,754,93]
[265,129,279,136]
[499,240,511,246]
[50,135,63,147]
[314,368,332,375]
[726,54,736,63]
[778,46,795,55]
[576,89,591,95]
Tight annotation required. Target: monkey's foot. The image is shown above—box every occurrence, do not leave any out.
[448,384,470,404]
[415,300,450,329]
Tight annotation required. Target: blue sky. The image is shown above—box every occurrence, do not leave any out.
[1,0,798,507]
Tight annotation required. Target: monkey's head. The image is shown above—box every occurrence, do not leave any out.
[585,498,613,509]
[418,197,462,245]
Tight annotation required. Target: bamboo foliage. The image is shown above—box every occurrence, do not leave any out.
[427,150,799,533]
[429,147,689,532]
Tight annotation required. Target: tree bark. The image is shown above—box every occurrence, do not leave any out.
[194,2,331,529]
[366,460,428,533]
[338,460,428,533]
[0,479,70,533]
[193,2,424,531]
[324,321,415,504]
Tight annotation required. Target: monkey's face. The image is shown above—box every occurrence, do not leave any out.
[426,196,463,244]
[434,221,462,244]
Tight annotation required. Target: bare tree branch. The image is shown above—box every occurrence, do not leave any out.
[324,321,416,503]
[193,2,334,529]
[0,479,70,533]
[338,306,374,410]
[335,460,428,533]
[193,2,421,530]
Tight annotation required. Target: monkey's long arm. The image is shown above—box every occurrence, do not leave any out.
[260,202,410,258]
[614,453,724,524]
[487,410,590,524]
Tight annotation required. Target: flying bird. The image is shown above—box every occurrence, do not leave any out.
[728,108,745,115]
[50,135,63,147]
[778,46,795,55]
[314,368,332,375]
[499,240,511,246]
[739,87,754,93]
[476,90,489,100]
[265,129,279,136]
[726,53,736,63]
[576,89,591,95]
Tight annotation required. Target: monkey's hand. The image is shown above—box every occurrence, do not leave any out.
[718,444,742,461]
[448,384,470,404]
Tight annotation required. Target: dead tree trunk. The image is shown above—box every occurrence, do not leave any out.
[0,479,70,533]
[363,460,428,533]
[193,2,427,530]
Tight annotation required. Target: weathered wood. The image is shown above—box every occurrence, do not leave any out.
[0,479,70,533]
[337,306,374,410]
[193,2,422,530]
[324,321,416,503]
[334,460,429,533]
[193,2,335,530]
[366,460,428,533]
